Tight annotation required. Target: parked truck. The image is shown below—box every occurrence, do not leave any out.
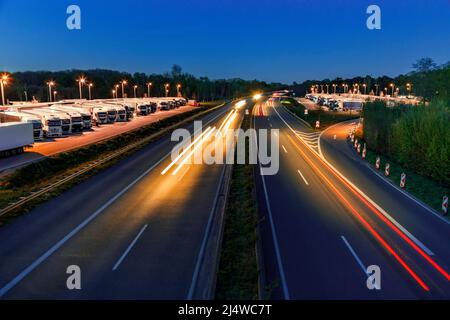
[20,109,63,137]
[0,122,34,158]
[76,103,109,125]
[0,111,44,140]
[50,104,93,130]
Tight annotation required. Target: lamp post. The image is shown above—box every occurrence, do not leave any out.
[112,89,116,99]
[121,80,127,98]
[147,82,152,97]
[77,76,86,99]
[47,81,55,102]
[53,90,58,102]
[165,83,170,97]
[115,84,119,99]
[1,74,9,106]
[375,84,379,96]
[363,83,367,95]
[406,83,412,96]
[325,84,329,94]
[176,83,181,97]
[88,83,93,100]
[332,84,336,94]
[390,83,395,96]
[133,85,138,98]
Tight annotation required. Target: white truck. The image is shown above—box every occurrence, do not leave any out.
[0,122,34,158]
[76,103,109,125]
[33,109,72,135]
[50,104,93,130]
[20,109,63,137]
[0,111,44,140]
[48,107,83,132]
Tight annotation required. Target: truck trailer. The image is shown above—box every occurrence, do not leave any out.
[0,111,44,140]
[20,109,63,138]
[0,122,34,158]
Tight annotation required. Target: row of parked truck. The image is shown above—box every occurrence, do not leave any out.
[304,94,363,112]
[0,97,189,158]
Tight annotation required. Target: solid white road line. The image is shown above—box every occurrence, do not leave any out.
[282,145,288,153]
[341,235,380,290]
[254,116,290,300]
[0,105,232,298]
[271,104,435,256]
[297,170,309,186]
[112,224,148,271]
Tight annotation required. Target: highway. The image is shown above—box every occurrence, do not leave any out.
[0,101,243,299]
[253,100,450,299]
[0,105,196,175]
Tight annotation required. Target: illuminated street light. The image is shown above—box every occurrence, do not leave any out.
[77,76,86,99]
[375,84,380,96]
[165,83,170,97]
[253,93,262,101]
[133,85,138,98]
[147,82,153,97]
[1,74,9,105]
[406,82,413,95]
[88,83,93,100]
[47,81,55,102]
[53,90,58,102]
[112,89,116,99]
[363,83,367,95]
[390,83,395,96]
[332,84,336,94]
[176,83,181,97]
[325,84,329,94]
[121,80,128,98]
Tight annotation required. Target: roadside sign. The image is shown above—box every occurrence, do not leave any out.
[443,196,448,215]
[385,162,390,176]
[375,156,380,169]
[400,173,406,188]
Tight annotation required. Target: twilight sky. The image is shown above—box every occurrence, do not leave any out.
[0,0,449,83]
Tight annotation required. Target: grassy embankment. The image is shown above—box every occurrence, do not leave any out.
[0,104,225,225]
[215,110,259,300]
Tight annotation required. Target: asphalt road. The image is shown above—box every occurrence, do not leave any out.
[0,105,196,175]
[253,101,450,299]
[0,101,243,299]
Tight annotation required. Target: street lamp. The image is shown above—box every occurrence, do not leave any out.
[325,84,329,94]
[165,83,170,97]
[176,83,181,97]
[53,90,58,102]
[115,84,119,99]
[147,82,152,97]
[375,84,380,96]
[121,80,127,98]
[363,84,367,95]
[133,85,138,98]
[88,83,93,100]
[390,83,395,96]
[406,83,412,96]
[332,84,336,94]
[112,89,116,99]
[47,81,55,102]
[77,76,86,99]
[1,74,9,106]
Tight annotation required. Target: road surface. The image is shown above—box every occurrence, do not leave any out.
[253,101,450,299]
[0,101,243,299]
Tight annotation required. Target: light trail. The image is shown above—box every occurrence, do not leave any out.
[286,134,430,291]
[161,126,212,175]
[215,110,235,137]
[219,112,237,137]
[172,127,216,175]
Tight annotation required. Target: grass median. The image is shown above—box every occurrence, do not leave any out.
[0,103,227,225]
[215,111,259,300]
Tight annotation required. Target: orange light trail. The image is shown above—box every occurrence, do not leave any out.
[286,134,430,291]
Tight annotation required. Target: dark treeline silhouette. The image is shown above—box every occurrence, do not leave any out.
[1,65,286,102]
[289,58,450,100]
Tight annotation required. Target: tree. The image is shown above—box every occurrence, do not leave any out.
[412,57,437,73]
[171,64,182,78]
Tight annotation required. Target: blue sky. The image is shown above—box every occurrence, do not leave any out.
[0,0,449,83]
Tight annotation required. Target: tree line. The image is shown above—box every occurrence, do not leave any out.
[1,65,286,102]
[289,58,450,100]
[362,99,450,186]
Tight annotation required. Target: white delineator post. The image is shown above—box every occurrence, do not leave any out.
[315,120,320,129]
[362,144,366,159]
[400,172,406,188]
[443,196,448,216]
[385,162,390,176]
[375,156,380,169]
[357,143,361,154]
[354,138,358,148]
